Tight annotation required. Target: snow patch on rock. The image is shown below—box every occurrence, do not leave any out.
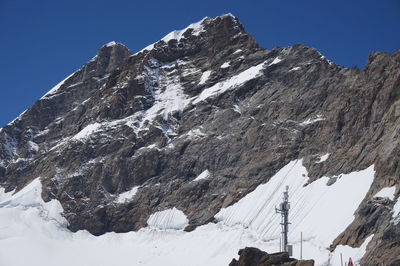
[221,62,230,68]
[300,115,325,126]
[199,70,211,85]
[392,197,400,224]
[193,61,267,104]
[289,66,301,71]
[268,57,282,66]
[233,104,241,114]
[317,153,330,163]
[139,17,207,52]
[72,123,102,140]
[115,186,140,204]
[28,140,39,153]
[105,41,117,47]
[193,170,210,182]
[374,186,396,200]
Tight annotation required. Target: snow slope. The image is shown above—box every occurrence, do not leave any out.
[0,160,374,266]
[216,160,374,265]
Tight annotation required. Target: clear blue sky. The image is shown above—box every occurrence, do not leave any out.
[0,0,399,127]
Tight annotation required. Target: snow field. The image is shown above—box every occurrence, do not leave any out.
[0,160,376,266]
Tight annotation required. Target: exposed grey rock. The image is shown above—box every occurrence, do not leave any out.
[0,13,399,264]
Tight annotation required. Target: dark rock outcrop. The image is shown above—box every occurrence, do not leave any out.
[229,247,314,266]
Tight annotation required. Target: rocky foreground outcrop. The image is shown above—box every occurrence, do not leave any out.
[0,13,399,264]
[229,247,314,266]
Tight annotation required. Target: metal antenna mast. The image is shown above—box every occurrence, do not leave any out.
[276,186,291,254]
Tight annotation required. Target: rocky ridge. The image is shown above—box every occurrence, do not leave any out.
[0,14,399,265]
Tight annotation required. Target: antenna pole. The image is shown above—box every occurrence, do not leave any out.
[276,186,290,253]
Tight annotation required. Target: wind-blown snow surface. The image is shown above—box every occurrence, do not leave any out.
[0,160,375,266]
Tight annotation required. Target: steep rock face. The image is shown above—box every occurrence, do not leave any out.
[0,14,399,264]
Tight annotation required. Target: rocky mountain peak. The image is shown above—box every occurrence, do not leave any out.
[137,13,258,62]
[0,14,399,265]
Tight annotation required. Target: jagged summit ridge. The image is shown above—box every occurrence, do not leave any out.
[139,13,242,52]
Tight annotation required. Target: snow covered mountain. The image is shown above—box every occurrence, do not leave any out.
[1,14,400,265]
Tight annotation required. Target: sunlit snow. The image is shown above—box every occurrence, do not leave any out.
[193,61,267,104]
[290,66,301,71]
[105,41,117,47]
[374,186,396,200]
[392,197,400,224]
[300,115,325,126]
[115,186,140,204]
[215,160,374,265]
[268,57,282,66]
[221,62,230,68]
[0,160,375,266]
[199,70,211,85]
[329,235,374,265]
[317,153,330,163]
[72,123,102,140]
[193,170,210,181]
[139,17,207,53]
